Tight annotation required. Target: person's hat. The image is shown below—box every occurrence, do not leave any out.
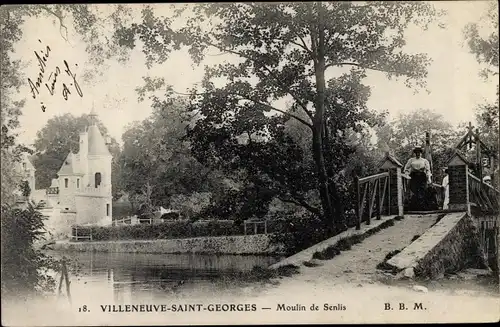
[483,175,491,182]
[413,146,423,153]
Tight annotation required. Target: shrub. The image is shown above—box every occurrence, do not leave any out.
[267,214,332,256]
[1,204,58,300]
[75,219,245,241]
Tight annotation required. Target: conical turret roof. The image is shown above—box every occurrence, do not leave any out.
[88,125,111,156]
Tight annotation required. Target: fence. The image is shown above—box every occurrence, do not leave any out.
[71,225,92,241]
[468,172,500,213]
[354,172,389,230]
[244,220,268,235]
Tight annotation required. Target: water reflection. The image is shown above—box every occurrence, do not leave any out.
[49,251,281,304]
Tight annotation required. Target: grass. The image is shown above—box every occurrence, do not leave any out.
[311,217,399,261]
[411,234,421,242]
[376,249,403,273]
[303,260,322,267]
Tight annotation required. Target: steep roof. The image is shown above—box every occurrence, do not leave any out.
[21,152,35,171]
[87,125,111,156]
[447,150,471,166]
[58,152,78,175]
[379,153,403,169]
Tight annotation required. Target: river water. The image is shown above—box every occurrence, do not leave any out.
[48,251,282,304]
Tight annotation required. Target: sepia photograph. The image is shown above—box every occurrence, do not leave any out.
[1,1,499,325]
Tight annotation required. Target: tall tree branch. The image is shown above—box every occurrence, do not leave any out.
[171,89,313,128]
[204,41,314,121]
[277,195,321,216]
[325,61,405,75]
[39,6,70,42]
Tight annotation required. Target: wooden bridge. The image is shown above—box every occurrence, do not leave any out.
[353,126,499,272]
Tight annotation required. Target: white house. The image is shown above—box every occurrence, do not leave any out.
[40,108,113,237]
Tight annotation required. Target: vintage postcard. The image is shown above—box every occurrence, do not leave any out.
[1,2,499,326]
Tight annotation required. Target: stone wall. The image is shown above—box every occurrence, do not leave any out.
[51,234,283,255]
[75,195,112,225]
[387,212,483,279]
[43,209,76,240]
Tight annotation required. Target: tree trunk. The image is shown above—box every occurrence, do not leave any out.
[312,126,334,231]
[311,3,335,233]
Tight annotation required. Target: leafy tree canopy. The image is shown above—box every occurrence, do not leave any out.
[111,2,442,231]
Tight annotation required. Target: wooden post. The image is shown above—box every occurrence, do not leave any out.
[63,260,72,305]
[376,178,381,220]
[475,129,483,182]
[264,221,267,234]
[57,267,64,296]
[244,222,247,235]
[387,175,391,216]
[396,168,404,216]
[58,258,72,305]
[254,223,257,235]
[366,181,372,226]
[355,175,361,230]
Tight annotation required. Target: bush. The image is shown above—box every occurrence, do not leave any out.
[1,204,58,300]
[76,219,245,241]
[267,214,332,256]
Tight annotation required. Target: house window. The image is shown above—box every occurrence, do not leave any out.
[77,179,80,188]
[95,172,102,188]
[22,163,26,170]
[106,204,110,216]
[64,178,69,188]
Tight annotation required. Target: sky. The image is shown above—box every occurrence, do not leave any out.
[10,1,499,147]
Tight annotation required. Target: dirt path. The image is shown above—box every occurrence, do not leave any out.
[269,214,437,288]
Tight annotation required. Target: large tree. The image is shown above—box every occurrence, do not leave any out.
[463,1,499,154]
[463,1,499,185]
[113,2,440,232]
[119,94,225,210]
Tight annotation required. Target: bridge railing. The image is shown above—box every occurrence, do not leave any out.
[354,172,390,230]
[468,172,500,213]
[401,173,411,206]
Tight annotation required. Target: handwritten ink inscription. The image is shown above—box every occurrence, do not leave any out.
[27,40,84,112]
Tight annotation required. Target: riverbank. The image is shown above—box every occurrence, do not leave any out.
[51,234,284,255]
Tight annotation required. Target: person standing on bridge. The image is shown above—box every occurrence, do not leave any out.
[404,146,432,210]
